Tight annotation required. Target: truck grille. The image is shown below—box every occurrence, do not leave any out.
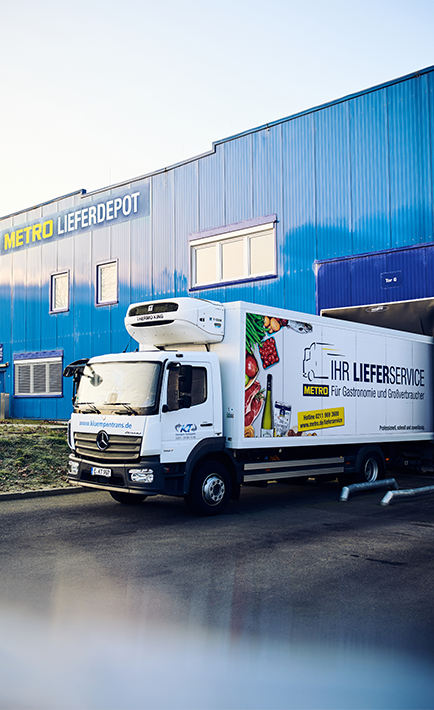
[74,432,142,463]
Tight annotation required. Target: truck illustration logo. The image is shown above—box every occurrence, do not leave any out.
[303,342,343,381]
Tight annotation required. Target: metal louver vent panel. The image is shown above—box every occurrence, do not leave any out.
[49,362,63,393]
[17,364,31,394]
[14,355,63,396]
[74,432,142,462]
[33,364,46,393]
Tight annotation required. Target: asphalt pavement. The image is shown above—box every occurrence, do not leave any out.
[0,471,433,710]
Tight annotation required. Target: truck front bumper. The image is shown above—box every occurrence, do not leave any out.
[67,454,187,496]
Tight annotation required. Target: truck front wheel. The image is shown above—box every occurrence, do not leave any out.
[185,461,232,516]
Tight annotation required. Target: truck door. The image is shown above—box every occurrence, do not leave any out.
[160,362,215,463]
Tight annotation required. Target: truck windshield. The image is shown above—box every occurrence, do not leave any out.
[74,361,161,415]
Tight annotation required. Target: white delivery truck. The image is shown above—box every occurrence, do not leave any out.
[64,298,434,515]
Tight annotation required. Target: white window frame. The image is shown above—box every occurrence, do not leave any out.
[50,271,70,313]
[190,221,276,289]
[14,352,63,397]
[96,260,118,306]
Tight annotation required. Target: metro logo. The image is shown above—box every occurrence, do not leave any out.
[0,184,150,256]
[4,220,53,250]
[303,384,329,396]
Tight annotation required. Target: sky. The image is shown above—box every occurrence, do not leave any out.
[0,0,433,218]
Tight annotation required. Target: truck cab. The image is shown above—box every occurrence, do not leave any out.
[66,299,233,515]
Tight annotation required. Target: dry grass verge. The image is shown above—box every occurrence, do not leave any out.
[0,421,72,493]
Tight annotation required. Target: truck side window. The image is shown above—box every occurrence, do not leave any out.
[166,366,207,411]
[190,367,207,406]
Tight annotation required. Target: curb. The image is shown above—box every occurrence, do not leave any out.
[0,486,91,501]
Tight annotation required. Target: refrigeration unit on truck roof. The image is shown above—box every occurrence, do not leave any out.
[124,297,225,347]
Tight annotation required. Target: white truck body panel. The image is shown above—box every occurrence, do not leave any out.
[211,302,433,449]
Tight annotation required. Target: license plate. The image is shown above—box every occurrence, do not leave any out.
[91,467,112,478]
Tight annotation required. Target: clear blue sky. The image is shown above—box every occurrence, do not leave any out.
[1,0,433,217]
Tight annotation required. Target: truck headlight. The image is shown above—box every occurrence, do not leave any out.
[129,469,154,483]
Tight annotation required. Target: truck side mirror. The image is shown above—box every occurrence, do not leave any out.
[165,364,193,411]
[178,366,192,409]
[180,394,191,409]
[63,358,89,404]
[63,358,89,379]
[179,365,192,392]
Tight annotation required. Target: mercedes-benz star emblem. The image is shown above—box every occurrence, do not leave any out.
[96,430,110,451]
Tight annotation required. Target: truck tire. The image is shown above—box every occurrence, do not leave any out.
[185,461,232,516]
[110,491,147,505]
[354,451,384,484]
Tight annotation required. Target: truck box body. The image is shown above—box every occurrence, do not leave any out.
[65,298,434,515]
[216,302,433,448]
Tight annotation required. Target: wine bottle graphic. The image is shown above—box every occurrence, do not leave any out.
[261,374,274,437]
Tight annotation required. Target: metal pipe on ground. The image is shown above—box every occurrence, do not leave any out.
[340,479,399,502]
[381,485,434,506]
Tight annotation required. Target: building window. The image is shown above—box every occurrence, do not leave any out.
[190,218,276,289]
[14,351,63,397]
[97,261,118,305]
[50,271,69,313]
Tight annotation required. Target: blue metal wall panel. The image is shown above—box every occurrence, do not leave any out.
[425,243,434,295]
[55,235,74,356]
[130,214,153,307]
[223,134,253,225]
[315,102,352,260]
[350,89,391,253]
[91,227,112,358]
[11,251,26,354]
[26,246,42,352]
[152,171,175,299]
[174,162,199,297]
[385,247,427,301]
[198,150,225,232]
[281,113,316,312]
[316,244,432,314]
[111,219,131,353]
[429,71,434,240]
[252,126,282,217]
[72,230,92,363]
[388,75,432,247]
[316,258,351,313]
[0,252,12,398]
[350,252,387,305]
[40,242,56,393]
[251,126,284,308]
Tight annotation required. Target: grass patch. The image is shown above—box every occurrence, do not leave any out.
[0,422,72,493]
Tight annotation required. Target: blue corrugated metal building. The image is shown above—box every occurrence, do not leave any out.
[1,65,434,419]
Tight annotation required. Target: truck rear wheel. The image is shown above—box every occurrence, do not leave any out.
[185,461,232,516]
[110,491,147,505]
[353,451,384,484]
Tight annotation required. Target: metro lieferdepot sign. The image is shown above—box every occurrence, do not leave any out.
[0,182,150,255]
